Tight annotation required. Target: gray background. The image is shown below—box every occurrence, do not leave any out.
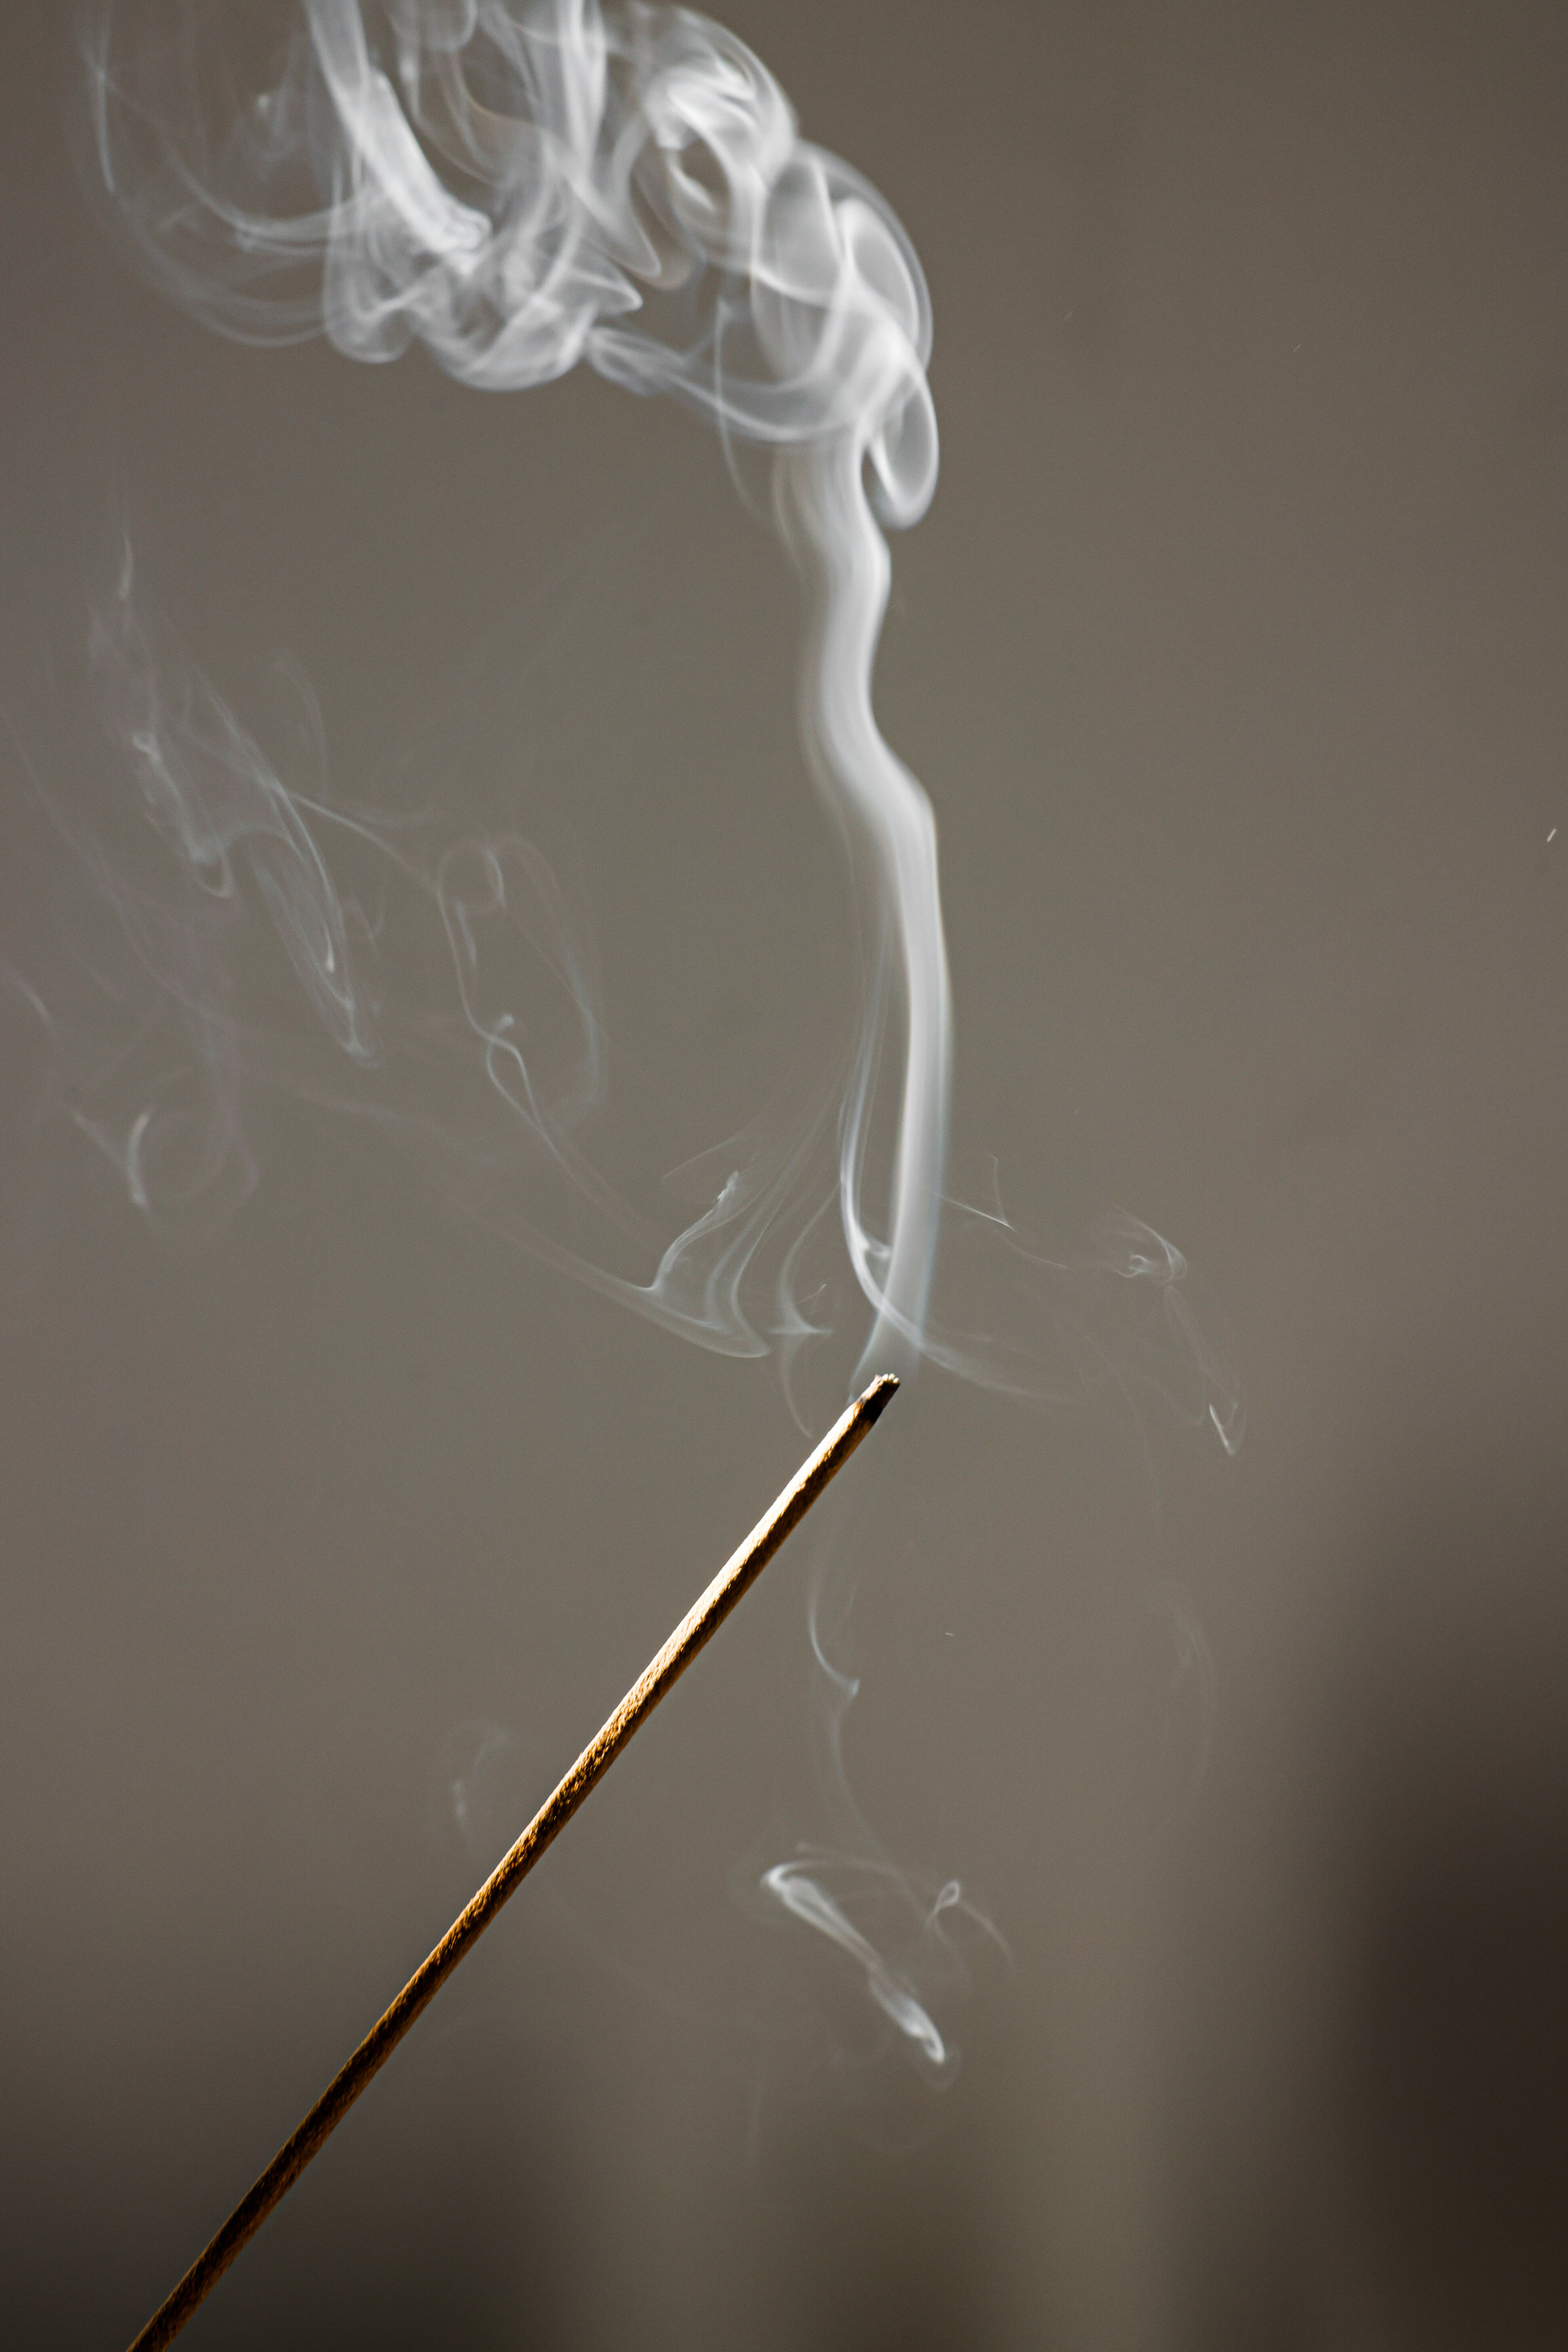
[3,3,1565,2346]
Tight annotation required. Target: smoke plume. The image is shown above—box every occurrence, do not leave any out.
[7,0,1245,2077]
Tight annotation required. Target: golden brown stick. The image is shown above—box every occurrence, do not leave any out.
[128,1373,899,2351]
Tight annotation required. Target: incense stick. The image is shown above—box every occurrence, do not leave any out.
[127,1373,899,2350]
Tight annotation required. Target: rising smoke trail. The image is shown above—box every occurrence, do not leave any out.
[45,0,1242,2079]
[86,0,948,1373]
[77,0,1246,1435]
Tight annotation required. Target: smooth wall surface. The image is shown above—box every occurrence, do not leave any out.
[3,5,1566,2347]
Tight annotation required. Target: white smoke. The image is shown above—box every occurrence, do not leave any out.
[86,0,946,1368]
[14,0,1245,2077]
[75,0,1245,1423]
[760,1856,1007,2080]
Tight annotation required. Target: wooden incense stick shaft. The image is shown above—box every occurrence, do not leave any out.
[128,1373,899,2352]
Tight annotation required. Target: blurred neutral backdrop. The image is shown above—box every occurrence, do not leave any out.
[3,3,1566,2347]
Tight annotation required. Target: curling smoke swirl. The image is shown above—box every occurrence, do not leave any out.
[88,0,946,1370]
[79,0,1247,1439]
[43,0,1245,2080]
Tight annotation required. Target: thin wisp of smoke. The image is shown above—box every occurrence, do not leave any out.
[3,0,1246,2080]
[75,0,1244,1427]
[86,0,946,1369]
[760,1854,1009,2081]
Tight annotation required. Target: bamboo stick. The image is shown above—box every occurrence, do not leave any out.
[126,1373,897,2349]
